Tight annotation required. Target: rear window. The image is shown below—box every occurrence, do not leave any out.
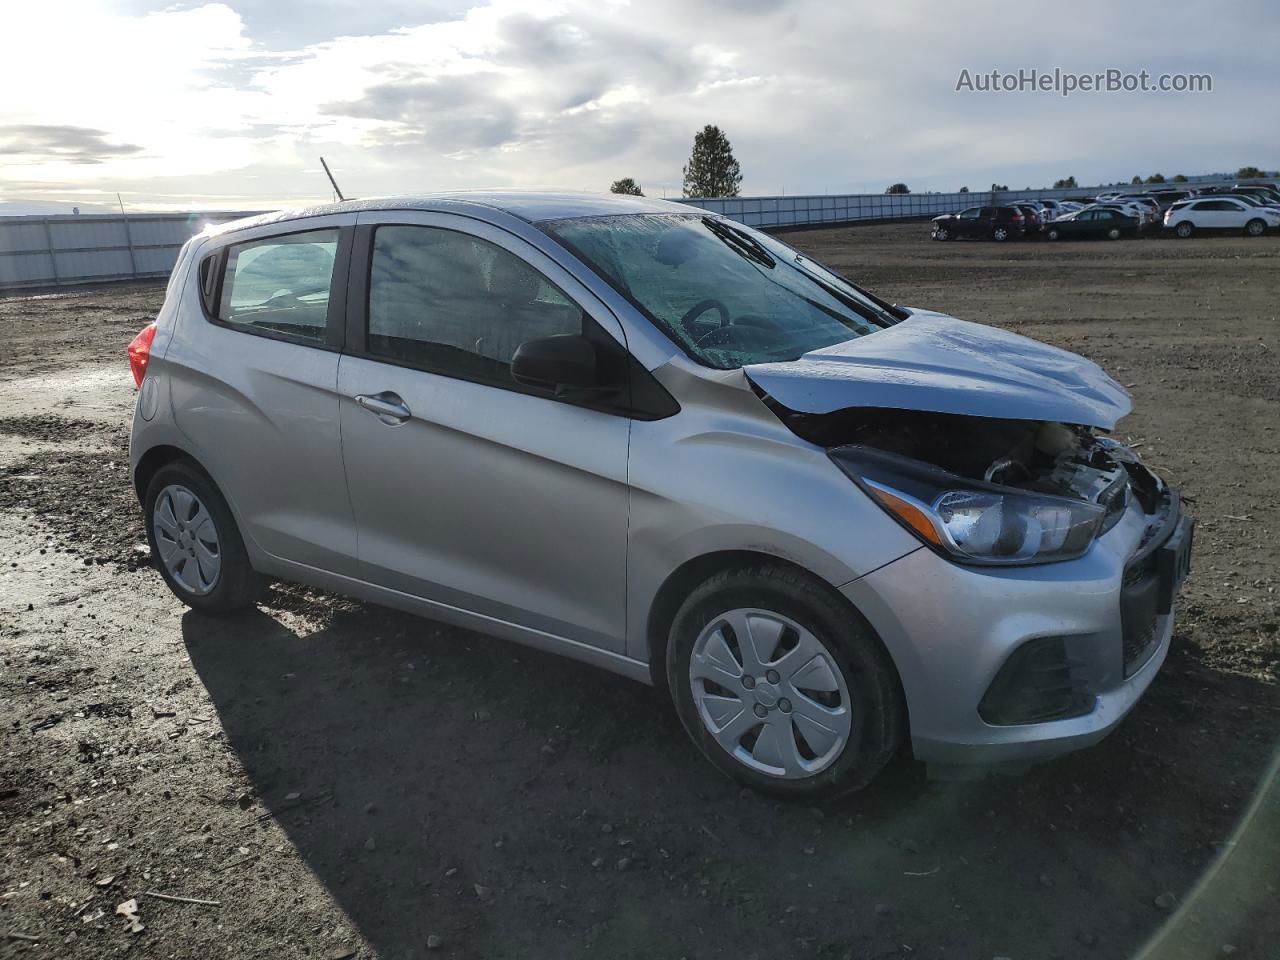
[212,229,339,344]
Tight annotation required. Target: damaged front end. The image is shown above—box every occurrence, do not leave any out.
[765,399,1191,691]
[768,402,1173,568]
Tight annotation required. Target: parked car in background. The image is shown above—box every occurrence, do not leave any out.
[1091,201,1150,228]
[1145,190,1193,212]
[1164,196,1280,237]
[931,205,1026,241]
[127,191,1192,798]
[1009,203,1045,233]
[1223,193,1280,214]
[1037,199,1065,221]
[1230,185,1280,205]
[1116,195,1162,226]
[1044,207,1139,240]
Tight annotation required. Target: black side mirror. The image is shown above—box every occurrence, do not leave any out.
[511,334,602,392]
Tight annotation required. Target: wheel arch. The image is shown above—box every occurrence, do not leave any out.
[643,550,907,722]
[133,444,205,503]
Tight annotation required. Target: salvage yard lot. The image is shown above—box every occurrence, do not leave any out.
[1,221,1277,959]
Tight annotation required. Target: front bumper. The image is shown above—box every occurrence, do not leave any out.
[841,494,1190,767]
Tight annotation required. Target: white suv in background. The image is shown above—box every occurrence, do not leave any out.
[1165,197,1280,237]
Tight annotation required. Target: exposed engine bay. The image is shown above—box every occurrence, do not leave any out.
[767,402,1169,531]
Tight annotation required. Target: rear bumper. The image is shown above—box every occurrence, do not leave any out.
[841,496,1189,767]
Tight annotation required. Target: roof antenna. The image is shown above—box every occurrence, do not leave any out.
[319,156,347,202]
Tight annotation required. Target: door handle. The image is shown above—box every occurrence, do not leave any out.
[354,391,411,424]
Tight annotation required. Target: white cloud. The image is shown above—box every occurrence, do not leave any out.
[2,0,1274,209]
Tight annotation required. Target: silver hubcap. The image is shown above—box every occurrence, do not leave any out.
[689,608,852,779]
[153,484,221,596]
[1248,221,1263,235]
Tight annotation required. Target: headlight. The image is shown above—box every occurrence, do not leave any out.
[831,446,1105,565]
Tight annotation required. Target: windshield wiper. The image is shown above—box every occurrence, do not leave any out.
[701,216,776,269]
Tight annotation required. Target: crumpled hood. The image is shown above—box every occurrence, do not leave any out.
[744,309,1132,429]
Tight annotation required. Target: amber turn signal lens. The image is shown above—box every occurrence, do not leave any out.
[867,486,943,546]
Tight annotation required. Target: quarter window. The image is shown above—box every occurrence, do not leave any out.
[215,229,338,343]
[366,225,584,385]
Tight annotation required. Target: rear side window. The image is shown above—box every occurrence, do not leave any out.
[215,229,339,343]
[366,225,584,386]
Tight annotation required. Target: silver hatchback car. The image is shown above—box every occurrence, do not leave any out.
[128,192,1192,798]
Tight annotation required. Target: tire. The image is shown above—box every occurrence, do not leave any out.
[144,460,262,614]
[1107,227,1121,240]
[933,226,950,241]
[1046,228,1060,241]
[992,226,1009,241]
[666,564,904,800]
[1245,218,1266,237]
[1174,221,1194,238]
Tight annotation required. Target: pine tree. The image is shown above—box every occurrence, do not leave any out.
[682,125,742,198]
[609,178,643,196]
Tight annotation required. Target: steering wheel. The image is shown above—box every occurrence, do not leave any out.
[677,298,730,340]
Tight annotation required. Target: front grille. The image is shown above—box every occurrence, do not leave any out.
[1120,551,1160,676]
[979,636,1094,726]
[1119,508,1183,678]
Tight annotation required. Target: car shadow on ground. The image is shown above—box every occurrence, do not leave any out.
[183,596,1279,960]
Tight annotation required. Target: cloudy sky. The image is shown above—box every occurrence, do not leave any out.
[1,0,1274,212]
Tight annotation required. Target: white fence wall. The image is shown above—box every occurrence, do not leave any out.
[0,175,1266,290]
[0,211,262,291]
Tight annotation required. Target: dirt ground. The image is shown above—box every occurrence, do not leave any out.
[1,222,1277,960]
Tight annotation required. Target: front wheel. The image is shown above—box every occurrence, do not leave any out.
[667,564,904,799]
[1046,227,1060,241]
[1174,221,1194,238]
[1245,218,1267,237]
[933,226,950,241]
[144,460,262,614]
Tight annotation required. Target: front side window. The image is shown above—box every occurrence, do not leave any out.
[367,225,584,385]
[216,229,338,343]
[543,214,897,370]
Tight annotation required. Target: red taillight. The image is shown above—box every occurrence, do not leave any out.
[128,322,158,388]
[1011,212,1023,221]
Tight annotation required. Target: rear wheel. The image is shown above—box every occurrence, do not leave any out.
[1245,218,1267,237]
[992,226,1010,241]
[144,461,262,614]
[1046,227,1060,241]
[1106,227,1122,240]
[667,564,904,799]
[1174,221,1194,238]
